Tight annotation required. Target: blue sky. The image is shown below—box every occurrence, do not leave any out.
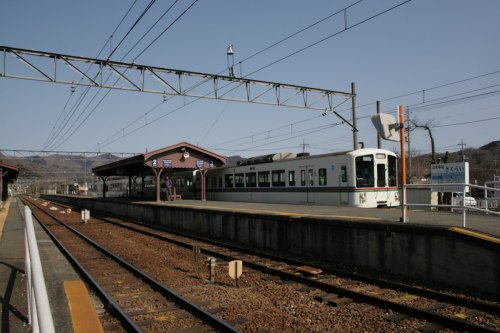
[1,0,499,158]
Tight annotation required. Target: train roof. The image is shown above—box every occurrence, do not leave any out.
[226,148,395,167]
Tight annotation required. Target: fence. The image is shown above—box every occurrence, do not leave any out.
[22,205,55,333]
[403,183,500,228]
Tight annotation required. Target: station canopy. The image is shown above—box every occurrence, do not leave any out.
[1,161,19,201]
[92,142,226,177]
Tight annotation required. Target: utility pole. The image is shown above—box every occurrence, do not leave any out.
[458,139,466,161]
[376,101,381,149]
[299,139,310,154]
[406,106,411,183]
[351,82,358,150]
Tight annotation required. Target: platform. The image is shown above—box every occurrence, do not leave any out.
[0,197,101,332]
[153,199,500,238]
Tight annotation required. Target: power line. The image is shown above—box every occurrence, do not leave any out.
[108,0,157,59]
[434,115,500,128]
[92,0,363,149]
[46,1,199,151]
[43,0,141,150]
[132,0,199,61]
[237,0,364,66]
[42,0,140,150]
[103,1,412,153]
[245,0,413,78]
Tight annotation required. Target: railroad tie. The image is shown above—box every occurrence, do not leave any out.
[384,313,409,323]
[454,309,482,319]
[417,323,444,333]
[327,297,353,307]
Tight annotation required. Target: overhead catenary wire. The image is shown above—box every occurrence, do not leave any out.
[90,0,415,152]
[45,1,160,150]
[46,1,199,151]
[107,0,157,60]
[42,0,140,150]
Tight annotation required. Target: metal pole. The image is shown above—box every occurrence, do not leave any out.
[407,106,411,184]
[398,105,408,223]
[351,82,358,150]
[462,185,467,227]
[24,206,56,333]
[376,101,381,149]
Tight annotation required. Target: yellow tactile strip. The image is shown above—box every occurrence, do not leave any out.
[449,227,500,245]
[0,197,13,239]
[64,280,104,333]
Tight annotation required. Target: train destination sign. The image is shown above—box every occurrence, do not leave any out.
[431,162,469,192]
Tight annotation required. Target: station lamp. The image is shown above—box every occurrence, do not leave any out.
[227,44,235,78]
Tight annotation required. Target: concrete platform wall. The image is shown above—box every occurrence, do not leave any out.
[45,195,500,297]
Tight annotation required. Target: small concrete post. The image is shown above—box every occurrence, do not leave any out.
[207,257,216,283]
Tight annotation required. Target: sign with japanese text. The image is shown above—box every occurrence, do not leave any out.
[431,162,469,192]
[196,160,204,169]
[152,159,157,168]
[163,159,172,168]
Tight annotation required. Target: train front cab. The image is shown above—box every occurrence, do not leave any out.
[353,150,399,208]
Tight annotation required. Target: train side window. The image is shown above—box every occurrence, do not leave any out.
[377,164,386,187]
[258,171,270,187]
[388,155,397,187]
[218,176,222,188]
[272,170,285,187]
[341,166,347,183]
[234,173,244,187]
[319,168,327,186]
[245,172,256,187]
[288,171,296,186]
[308,169,314,186]
[224,174,234,188]
[300,169,306,186]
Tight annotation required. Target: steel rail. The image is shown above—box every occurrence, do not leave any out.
[23,198,240,333]
[22,198,144,333]
[95,213,500,333]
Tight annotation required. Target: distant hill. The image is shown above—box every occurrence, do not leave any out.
[0,153,122,182]
[2,141,499,189]
[409,140,500,186]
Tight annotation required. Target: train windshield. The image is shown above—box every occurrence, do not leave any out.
[355,155,374,187]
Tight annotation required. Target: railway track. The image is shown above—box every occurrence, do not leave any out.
[24,197,500,332]
[22,197,240,333]
[97,214,500,333]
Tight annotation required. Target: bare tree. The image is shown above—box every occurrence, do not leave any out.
[409,118,437,164]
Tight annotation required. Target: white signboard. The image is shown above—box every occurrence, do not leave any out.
[431,162,469,192]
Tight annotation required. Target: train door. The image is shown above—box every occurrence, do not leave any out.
[339,165,348,204]
[300,166,315,203]
[376,163,389,204]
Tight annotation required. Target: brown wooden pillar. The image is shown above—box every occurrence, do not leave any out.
[0,167,4,202]
[99,176,108,198]
[200,169,207,201]
[152,167,164,202]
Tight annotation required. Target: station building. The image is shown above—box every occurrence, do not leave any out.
[0,161,19,202]
[92,142,226,202]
